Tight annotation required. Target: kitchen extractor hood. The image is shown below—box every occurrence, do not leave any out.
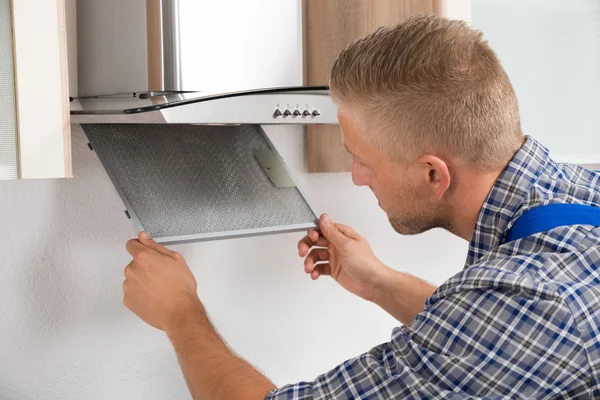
[73,2,339,244]
[71,87,339,245]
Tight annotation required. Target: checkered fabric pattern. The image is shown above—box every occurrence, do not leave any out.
[267,137,600,399]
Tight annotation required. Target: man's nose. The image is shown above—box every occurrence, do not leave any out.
[351,164,369,187]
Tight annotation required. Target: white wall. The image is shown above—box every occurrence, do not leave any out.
[0,2,469,398]
[472,0,600,165]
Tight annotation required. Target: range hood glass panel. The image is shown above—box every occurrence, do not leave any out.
[82,124,317,243]
[71,86,330,115]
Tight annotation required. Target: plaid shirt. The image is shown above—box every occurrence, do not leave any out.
[267,137,600,399]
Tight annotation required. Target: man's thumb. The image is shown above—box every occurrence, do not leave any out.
[319,214,347,245]
[138,231,170,255]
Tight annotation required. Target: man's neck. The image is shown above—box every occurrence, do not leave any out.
[448,168,505,241]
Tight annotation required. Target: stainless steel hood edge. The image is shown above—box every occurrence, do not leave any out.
[71,86,338,125]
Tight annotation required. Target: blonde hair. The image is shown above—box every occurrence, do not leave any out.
[330,14,524,170]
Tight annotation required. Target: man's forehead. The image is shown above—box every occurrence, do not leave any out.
[337,109,388,163]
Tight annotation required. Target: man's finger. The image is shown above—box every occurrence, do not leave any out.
[311,263,331,280]
[298,234,329,257]
[309,229,320,243]
[138,231,174,257]
[304,248,329,273]
[319,214,351,246]
[124,262,134,278]
[126,239,147,258]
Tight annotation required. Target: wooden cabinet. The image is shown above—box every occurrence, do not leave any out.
[0,0,71,180]
[304,0,470,172]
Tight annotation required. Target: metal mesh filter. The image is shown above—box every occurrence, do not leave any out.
[0,0,18,180]
[82,124,317,243]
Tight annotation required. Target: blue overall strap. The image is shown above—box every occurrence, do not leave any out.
[506,203,600,242]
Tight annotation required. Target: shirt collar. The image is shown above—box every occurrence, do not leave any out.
[465,136,551,267]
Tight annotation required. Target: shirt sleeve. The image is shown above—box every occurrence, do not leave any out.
[266,284,591,399]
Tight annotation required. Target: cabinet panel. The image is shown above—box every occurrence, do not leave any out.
[10,0,71,179]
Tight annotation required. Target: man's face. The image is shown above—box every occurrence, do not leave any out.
[338,109,447,235]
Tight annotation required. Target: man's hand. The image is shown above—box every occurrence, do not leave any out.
[123,232,276,399]
[124,231,200,331]
[298,214,387,302]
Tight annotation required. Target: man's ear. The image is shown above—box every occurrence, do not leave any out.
[418,155,451,200]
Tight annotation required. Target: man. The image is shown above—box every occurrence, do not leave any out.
[123,14,600,399]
